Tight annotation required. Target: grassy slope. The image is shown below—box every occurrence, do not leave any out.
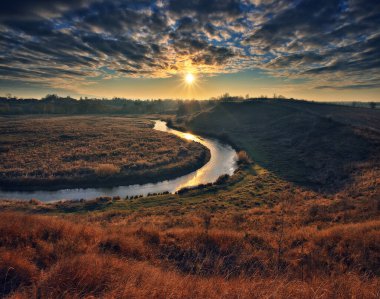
[1,173,379,298]
[184,100,379,191]
[1,101,379,298]
[280,100,380,132]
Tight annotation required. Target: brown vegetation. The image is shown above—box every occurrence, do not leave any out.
[0,157,379,297]
[0,188,379,298]
[237,150,251,165]
[0,116,210,190]
[1,102,379,298]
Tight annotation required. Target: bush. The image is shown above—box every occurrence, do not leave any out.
[215,174,230,185]
[237,150,251,165]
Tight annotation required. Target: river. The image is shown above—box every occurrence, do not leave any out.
[0,120,238,202]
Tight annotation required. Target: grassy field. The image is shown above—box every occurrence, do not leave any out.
[0,101,379,298]
[0,116,210,190]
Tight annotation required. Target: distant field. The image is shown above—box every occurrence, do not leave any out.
[181,100,380,191]
[0,116,210,190]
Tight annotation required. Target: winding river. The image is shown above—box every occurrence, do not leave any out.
[0,120,238,202]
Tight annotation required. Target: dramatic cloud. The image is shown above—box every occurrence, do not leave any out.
[0,0,379,92]
[245,0,380,87]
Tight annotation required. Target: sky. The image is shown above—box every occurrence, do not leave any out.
[0,0,379,101]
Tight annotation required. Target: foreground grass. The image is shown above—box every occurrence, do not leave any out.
[0,116,210,190]
[0,202,379,298]
[1,161,379,298]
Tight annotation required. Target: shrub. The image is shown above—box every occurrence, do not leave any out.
[237,150,251,165]
[215,174,230,185]
[166,118,173,127]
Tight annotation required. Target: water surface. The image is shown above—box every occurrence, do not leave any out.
[0,120,237,202]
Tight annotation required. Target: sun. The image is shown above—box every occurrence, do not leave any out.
[185,73,195,84]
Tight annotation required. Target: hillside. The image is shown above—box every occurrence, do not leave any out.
[183,100,380,192]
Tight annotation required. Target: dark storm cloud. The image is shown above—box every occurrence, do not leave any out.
[0,0,379,90]
[246,0,380,86]
[0,0,96,20]
[77,2,168,34]
[303,34,380,75]
[0,0,168,85]
[248,0,343,47]
[168,0,243,16]
[192,46,236,65]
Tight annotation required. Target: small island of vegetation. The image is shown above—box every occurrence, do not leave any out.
[0,116,210,191]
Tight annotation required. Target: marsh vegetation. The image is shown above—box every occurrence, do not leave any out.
[0,116,210,190]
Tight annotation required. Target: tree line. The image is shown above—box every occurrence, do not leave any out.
[0,94,215,115]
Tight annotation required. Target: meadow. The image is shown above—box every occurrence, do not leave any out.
[0,116,210,190]
[0,100,379,298]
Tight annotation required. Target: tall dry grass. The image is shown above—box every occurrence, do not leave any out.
[0,211,379,298]
[94,164,120,176]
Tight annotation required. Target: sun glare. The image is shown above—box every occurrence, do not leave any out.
[185,73,195,84]
[183,133,196,141]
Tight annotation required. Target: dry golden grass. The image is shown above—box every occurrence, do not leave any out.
[0,116,209,190]
[1,194,379,299]
[94,163,121,176]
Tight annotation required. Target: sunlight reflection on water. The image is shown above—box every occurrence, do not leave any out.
[155,121,237,190]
